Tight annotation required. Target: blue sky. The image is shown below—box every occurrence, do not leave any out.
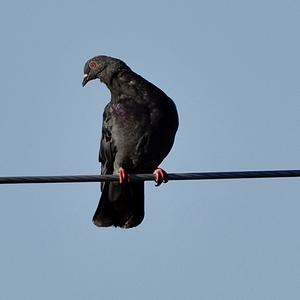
[0,1,299,299]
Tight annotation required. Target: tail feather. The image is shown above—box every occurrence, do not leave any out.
[92,182,144,228]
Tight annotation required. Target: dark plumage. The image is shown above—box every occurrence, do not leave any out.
[82,55,178,228]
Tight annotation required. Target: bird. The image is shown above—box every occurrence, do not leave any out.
[82,55,178,228]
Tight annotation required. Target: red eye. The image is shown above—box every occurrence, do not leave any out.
[89,61,97,69]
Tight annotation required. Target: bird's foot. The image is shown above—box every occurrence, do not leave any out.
[118,167,129,184]
[153,168,168,186]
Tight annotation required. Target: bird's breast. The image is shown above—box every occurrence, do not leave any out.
[111,103,127,116]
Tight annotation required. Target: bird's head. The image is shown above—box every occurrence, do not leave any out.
[82,55,127,87]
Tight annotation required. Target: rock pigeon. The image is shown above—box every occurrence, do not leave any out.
[82,55,178,228]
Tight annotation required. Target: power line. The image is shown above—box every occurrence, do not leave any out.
[0,169,299,185]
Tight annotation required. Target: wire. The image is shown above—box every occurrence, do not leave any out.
[0,169,299,184]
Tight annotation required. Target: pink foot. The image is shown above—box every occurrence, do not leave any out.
[118,167,129,184]
[153,168,168,186]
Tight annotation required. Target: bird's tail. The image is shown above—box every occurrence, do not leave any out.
[92,182,144,228]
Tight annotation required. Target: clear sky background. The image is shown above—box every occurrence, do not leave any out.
[0,1,299,299]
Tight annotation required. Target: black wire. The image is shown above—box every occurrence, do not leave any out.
[0,169,299,184]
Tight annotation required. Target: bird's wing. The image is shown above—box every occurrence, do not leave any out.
[99,103,115,190]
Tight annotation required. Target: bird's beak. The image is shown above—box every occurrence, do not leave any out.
[82,73,89,87]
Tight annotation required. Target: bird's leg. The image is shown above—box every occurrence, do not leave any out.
[118,167,129,184]
[153,168,168,186]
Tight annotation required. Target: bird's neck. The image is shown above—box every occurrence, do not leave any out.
[104,69,131,97]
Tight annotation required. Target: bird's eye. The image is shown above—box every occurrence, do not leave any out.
[89,61,97,69]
